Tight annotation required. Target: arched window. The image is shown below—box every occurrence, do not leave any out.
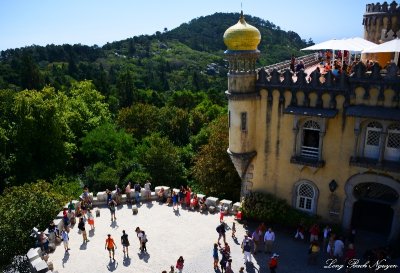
[364,121,383,159]
[296,183,316,212]
[384,123,400,161]
[301,120,320,159]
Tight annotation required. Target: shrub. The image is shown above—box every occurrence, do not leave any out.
[242,191,319,229]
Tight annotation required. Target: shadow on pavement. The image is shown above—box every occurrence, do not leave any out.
[62,251,69,267]
[122,256,131,267]
[106,259,118,272]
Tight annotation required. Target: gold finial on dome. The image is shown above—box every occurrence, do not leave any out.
[223,11,261,51]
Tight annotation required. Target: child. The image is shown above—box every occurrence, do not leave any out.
[239,267,245,273]
[232,222,236,239]
[269,253,279,273]
[176,256,184,273]
[172,191,178,210]
[219,208,225,222]
[87,209,95,230]
[213,243,219,269]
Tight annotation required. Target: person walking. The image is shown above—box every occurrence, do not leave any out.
[213,243,219,270]
[308,240,320,265]
[175,256,184,273]
[264,228,275,254]
[172,191,179,210]
[105,234,117,261]
[269,253,279,273]
[134,182,141,204]
[241,234,253,264]
[78,217,89,243]
[121,230,130,257]
[108,199,117,221]
[231,222,236,239]
[252,228,262,253]
[216,222,226,245]
[309,223,320,242]
[61,228,70,253]
[140,231,148,253]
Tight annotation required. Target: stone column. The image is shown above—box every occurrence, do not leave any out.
[318,131,326,160]
[378,132,388,163]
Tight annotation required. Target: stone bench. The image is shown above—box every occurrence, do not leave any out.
[232,202,241,213]
[96,191,107,202]
[27,247,41,262]
[220,199,233,214]
[30,257,48,273]
[206,197,219,207]
[132,205,138,215]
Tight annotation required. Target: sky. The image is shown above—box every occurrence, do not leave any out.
[0,0,373,51]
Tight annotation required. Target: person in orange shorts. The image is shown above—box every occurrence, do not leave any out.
[105,234,117,261]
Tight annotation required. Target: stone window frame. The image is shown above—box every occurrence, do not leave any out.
[292,180,319,215]
[354,119,400,163]
[291,116,327,166]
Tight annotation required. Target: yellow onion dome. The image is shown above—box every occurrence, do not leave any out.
[223,11,261,51]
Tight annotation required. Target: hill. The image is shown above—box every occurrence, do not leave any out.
[0,12,313,106]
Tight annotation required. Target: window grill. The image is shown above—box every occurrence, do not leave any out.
[297,183,315,212]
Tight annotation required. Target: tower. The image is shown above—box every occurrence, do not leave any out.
[363,1,400,65]
[224,11,261,197]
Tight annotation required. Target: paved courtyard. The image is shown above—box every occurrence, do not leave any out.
[48,200,397,273]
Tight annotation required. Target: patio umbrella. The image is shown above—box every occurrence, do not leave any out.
[362,38,400,65]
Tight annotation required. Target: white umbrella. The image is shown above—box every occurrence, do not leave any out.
[362,38,400,65]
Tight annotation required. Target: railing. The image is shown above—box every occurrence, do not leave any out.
[262,53,319,73]
[300,146,319,159]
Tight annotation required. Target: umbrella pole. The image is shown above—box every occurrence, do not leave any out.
[395,52,399,66]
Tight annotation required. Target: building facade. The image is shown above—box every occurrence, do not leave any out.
[225,8,400,242]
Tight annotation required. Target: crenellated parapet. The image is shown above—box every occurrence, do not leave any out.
[363,1,400,42]
[256,63,400,109]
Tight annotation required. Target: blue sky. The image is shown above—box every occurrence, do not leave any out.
[0,0,372,51]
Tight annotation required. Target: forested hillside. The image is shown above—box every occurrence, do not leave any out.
[0,13,313,268]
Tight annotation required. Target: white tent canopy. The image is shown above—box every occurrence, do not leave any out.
[301,37,377,52]
[362,38,400,65]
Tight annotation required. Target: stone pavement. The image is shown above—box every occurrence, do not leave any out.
[48,200,396,273]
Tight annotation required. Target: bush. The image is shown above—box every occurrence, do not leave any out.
[242,191,320,229]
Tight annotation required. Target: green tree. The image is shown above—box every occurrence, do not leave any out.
[0,181,70,268]
[19,52,44,90]
[12,87,71,183]
[191,115,241,200]
[135,133,186,188]
[158,106,190,146]
[117,103,160,140]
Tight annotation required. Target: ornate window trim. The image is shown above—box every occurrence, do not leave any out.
[292,180,319,215]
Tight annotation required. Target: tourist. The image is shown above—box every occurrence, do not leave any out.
[344,244,356,272]
[219,206,225,222]
[172,191,179,210]
[323,225,331,251]
[231,222,236,239]
[216,222,226,245]
[295,60,305,72]
[176,256,184,273]
[239,266,245,273]
[48,220,60,239]
[223,242,231,255]
[220,252,228,273]
[264,228,275,254]
[190,193,198,210]
[140,231,148,253]
[168,265,175,273]
[309,223,320,242]
[39,232,49,253]
[105,234,116,261]
[252,228,262,253]
[269,253,279,273]
[78,217,89,243]
[213,243,219,270]
[121,230,130,256]
[333,236,345,260]
[61,228,70,252]
[327,234,336,258]
[67,200,75,217]
[108,199,117,221]
[241,234,253,263]
[158,187,166,203]
[125,181,132,204]
[179,186,186,207]
[185,187,191,207]
[308,240,320,265]
[106,189,112,204]
[114,184,122,205]
[134,182,141,204]
[226,259,233,273]
[199,196,207,212]
[87,209,95,230]
[294,222,305,240]
[144,180,152,201]
[290,54,295,72]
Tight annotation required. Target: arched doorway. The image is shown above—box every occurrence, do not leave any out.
[343,174,400,242]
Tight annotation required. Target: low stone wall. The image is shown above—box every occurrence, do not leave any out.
[25,186,241,272]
